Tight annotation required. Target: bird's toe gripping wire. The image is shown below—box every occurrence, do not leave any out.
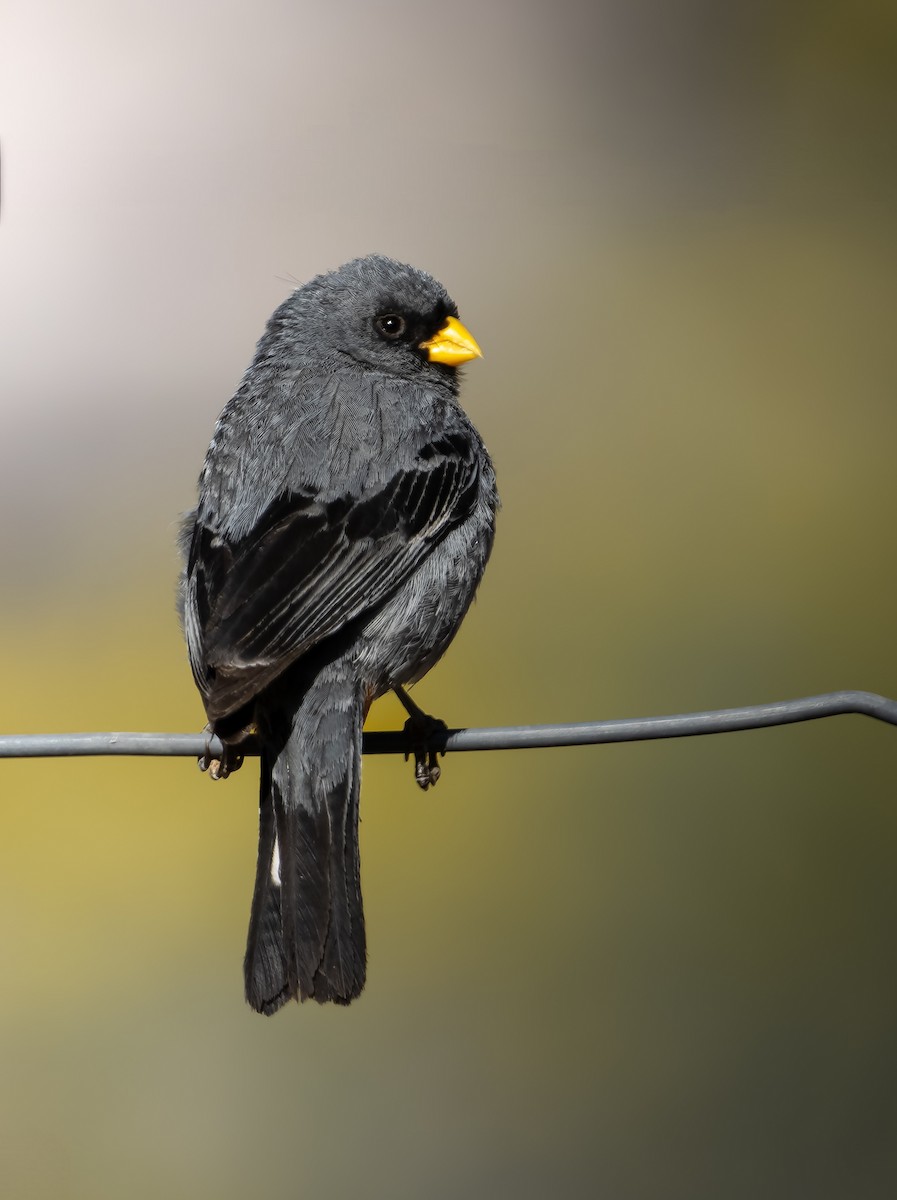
[394,686,448,791]
[197,726,245,781]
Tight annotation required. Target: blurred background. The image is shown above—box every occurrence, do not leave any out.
[2,1,897,1196]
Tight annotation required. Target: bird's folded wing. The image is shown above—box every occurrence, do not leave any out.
[185,433,480,719]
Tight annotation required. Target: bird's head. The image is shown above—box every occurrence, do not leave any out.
[272,255,482,384]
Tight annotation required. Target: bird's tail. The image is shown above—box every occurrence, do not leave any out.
[244,661,366,1014]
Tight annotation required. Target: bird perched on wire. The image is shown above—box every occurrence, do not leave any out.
[180,255,498,1014]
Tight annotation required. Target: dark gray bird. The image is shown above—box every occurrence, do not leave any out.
[180,255,497,1013]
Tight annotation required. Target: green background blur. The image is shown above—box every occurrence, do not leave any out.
[2,2,897,1196]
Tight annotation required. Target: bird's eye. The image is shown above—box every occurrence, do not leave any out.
[374,313,407,340]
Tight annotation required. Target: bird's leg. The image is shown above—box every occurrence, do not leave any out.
[394,685,447,791]
[198,725,245,781]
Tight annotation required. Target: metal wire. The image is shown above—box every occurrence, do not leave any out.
[1,690,895,760]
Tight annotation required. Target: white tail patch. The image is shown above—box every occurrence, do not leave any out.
[270,835,282,887]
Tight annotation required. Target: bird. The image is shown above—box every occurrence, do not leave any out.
[179,254,498,1013]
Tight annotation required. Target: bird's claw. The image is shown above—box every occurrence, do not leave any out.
[403,714,447,791]
[198,730,244,780]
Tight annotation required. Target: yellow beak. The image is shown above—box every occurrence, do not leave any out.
[419,315,483,366]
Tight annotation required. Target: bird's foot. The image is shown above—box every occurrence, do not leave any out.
[394,687,447,791]
[403,713,447,790]
[198,727,244,781]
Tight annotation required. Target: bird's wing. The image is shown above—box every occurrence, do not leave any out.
[185,431,480,720]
